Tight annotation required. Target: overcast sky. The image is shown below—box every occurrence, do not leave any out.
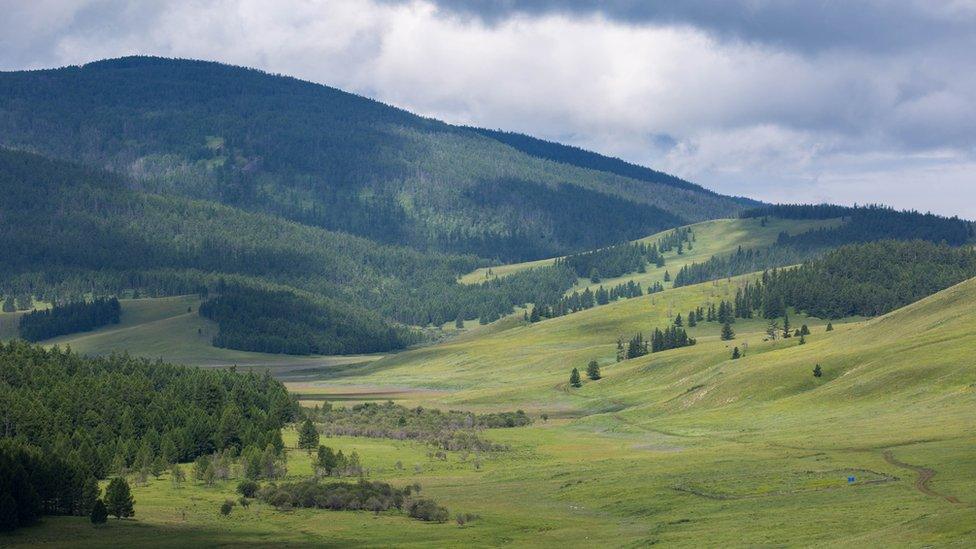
[2,0,975,217]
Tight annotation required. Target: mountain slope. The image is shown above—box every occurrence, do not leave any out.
[0,56,752,261]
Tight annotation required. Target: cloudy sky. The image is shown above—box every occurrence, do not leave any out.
[2,0,975,217]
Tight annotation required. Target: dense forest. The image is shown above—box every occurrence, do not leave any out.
[0,148,581,344]
[0,341,297,477]
[0,56,749,262]
[753,240,976,319]
[199,283,417,355]
[18,298,121,342]
[0,341,297,530]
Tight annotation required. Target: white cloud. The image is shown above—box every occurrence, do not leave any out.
[1,0,974,217]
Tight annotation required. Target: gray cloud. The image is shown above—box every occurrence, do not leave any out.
[407,0,976,54]
[1,0,974,218]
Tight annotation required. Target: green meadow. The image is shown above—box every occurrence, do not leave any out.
[4,218,975,547]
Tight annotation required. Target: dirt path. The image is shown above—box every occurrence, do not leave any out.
[882,450,961,504]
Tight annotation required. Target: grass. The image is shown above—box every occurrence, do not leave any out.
[5,217,975,546]
[4,295,382,372]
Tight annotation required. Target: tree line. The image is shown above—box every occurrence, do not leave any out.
[18,297,121,342]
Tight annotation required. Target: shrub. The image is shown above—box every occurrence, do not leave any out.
[220,500,235,516]
[407,498,449,522]
[237,480,259,498]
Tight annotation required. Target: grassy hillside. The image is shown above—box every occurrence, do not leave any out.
[29,295,381,370]
[6,275,973,546]
[0,56,753,261]
[461,216,844,290]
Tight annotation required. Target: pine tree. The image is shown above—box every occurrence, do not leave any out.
[731,347,741,359]
[529,306,541,323]
[674,313,683,327]
[782,312,792,338]
[825,322,834,332]
[688,310,697,327]
[800,324,810,336]
[104,477,135,519]
[663,270,671,282]
[615,338,624,362]
[720,322,735,341]
[1,296,14,313]
[766,320,779,340]
[569,368,582,388]
[589,268,600,283]
[799,334,806,345]
[298,417,319,450]
[586,360,601,380]
[455,315,464,329]
[813,364,823,378]
[89,499,108,525]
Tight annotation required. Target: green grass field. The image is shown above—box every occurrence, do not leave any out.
[2,295,381,372]
[4,217,974,546]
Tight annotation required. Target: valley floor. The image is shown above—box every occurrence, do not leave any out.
[5,274,975,547]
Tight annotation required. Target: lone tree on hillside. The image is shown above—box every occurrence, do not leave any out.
[782,313,792,338]
[674,313,683,327]
[720,322,735,341]
[569,368,582,388]
[825,322,834,332]
[731,347,741,360]
[800,324,810,336]
[663,270,671,282]
[89,499,108,525]
[586,360,601,380]
[813,364,823,378]
[104,477,134,519]
[298,417,319,450]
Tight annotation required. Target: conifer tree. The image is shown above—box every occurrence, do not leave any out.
[674,313,683,327]
[1,296,14,313]
[813,364,823,378]
[663,270,671,282]
[104,477,135,519]
[687,311,697,327]
[799,334,806,345]
[721,322,735,341]
[455,316,464,329]
[298,418,319,450]
[569,368,582,388]
[826,322,834,332]
[731,347,741,359]
[782,312,792,338]
[766,320,779,340]
[90,499,108,525]
[586,360,601,380]
[800,324,810,336]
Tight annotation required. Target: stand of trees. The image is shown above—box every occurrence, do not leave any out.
[750,240,976,319]
[0,341,297,482]
[529,279,654,322]
[742,204,972,247]
[18,297,121,342]
[199,283,419,355]
[556,241,664,280]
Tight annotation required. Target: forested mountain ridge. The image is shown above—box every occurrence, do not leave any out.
[0,56,753,261]
[0,148,579,346]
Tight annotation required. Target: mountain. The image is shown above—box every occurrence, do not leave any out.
[0,56,755,262]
